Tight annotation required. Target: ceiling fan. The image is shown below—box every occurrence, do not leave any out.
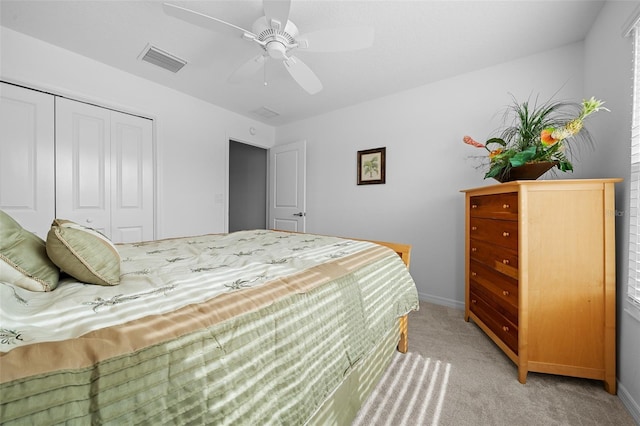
[163,1,374,95]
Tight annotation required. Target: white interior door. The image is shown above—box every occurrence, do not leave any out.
[110,111,154,243]
[268,140,306,232]
[0,83,55,239]
[55,98,112,236]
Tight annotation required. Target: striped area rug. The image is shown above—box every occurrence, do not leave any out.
[353,352,452,426]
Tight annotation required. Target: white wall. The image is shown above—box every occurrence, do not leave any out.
[583,1,640,421]
[276,42,586,307]
[0,26,276,239]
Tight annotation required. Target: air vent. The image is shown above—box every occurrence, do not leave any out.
[251,106,280,119]
[139,44,187,73]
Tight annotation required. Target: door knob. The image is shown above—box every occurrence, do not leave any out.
[293,212,306,217]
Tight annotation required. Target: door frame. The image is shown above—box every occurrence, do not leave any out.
[224,136,307,234]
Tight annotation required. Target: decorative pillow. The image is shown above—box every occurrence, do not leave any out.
[0,210,60,291]
[46,219,121,286]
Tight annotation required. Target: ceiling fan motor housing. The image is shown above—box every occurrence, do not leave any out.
[252,16,298,58]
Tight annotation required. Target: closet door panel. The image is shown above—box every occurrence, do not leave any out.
[111,111,154,243]
[55,98,111,236]
[0,83,55,238]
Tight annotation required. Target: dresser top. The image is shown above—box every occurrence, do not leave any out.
[461,178,623,194]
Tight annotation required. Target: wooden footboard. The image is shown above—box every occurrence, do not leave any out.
[365,239,411,269]
[398,315,408,353]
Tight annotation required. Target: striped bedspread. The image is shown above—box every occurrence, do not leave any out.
[0,230,419,425]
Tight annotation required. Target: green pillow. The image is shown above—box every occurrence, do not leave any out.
[0,210,60,291]
[46,219,121,286]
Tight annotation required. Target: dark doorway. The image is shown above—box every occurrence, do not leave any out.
[228,140,267,232]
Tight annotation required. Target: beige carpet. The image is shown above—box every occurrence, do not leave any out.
[353,301,636,426]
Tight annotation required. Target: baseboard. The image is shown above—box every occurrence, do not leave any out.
[418,291,464,310]
[618,381,640,425]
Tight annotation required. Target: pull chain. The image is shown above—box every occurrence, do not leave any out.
[264,59,268,86]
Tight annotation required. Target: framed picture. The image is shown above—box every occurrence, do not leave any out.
[357,147,386,185]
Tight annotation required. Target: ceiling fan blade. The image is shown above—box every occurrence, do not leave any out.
[283,56,322,95]
[229,54,267,83]
[298,27,375,52]
[163,3,255,38]
[263,0,291,31]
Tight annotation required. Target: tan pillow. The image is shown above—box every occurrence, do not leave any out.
[46,219,121,286]
[0,210,59,291]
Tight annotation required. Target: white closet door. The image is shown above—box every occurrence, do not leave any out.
[0,83,55,239]
[55,98,112,236]
[110,111,154,243]
[55,97,154,243]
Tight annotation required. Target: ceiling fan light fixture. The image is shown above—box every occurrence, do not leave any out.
[266,41,287,59]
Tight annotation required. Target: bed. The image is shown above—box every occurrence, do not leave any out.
[0,214,419,425]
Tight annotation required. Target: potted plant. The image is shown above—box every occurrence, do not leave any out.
[464,95,608,182]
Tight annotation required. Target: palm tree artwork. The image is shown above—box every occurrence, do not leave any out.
[363,155,379,178]
[357,147,386,185]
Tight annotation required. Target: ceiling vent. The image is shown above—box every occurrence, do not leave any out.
[139,44,187,73]
[251,106,280,119]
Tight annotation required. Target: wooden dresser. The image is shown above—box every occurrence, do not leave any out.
[461,179,621,394]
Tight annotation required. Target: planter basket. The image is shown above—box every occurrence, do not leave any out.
[493,161,557,183]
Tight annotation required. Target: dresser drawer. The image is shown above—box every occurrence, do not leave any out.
[470,279,517,325]
[469,217,518,250]
[470,290,519,354]
[469,259,518,310]
[470,238,518,279]
[470,193,518,218]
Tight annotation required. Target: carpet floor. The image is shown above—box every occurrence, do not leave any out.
[353,301,636,426]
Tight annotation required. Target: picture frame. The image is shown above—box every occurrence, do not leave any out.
[357,147,386,185]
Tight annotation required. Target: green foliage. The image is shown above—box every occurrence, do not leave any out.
[464,94,605,180]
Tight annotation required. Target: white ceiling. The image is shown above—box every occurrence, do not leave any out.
[0,0,605,126]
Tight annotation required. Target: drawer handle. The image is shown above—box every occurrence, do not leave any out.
[502,259,510,265]
[502,231,510,237]
[471,272,477,277]
[471,204,478,209]
[471,299,477,304]
[502,325,510,332]
[472,226,478,231]
[502,204,510,209]
[502,290,510,296]
[471,247,477,252]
